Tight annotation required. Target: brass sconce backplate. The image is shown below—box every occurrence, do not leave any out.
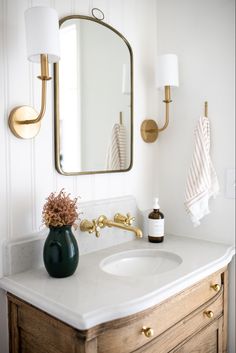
[8,106,41,139]
[140,119,158,143]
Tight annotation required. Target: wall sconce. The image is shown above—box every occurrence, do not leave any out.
[8,7,60,139]
[141,54,179,142]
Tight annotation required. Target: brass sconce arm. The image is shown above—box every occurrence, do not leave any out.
[8,54,51,138]
[20,54,51,125]
[158,86,172,132]
[140,85,173,142]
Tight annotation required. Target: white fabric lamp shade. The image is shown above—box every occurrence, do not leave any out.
[156,54,179,88]
[25,6,60,63]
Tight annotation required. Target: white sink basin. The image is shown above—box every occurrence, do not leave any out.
[100,249,182,277]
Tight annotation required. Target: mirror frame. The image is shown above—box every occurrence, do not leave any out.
[54,15,134,176]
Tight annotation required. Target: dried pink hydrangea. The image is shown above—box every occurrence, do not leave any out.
[42,189,79,229]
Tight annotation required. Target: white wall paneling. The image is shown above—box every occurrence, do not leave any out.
[155,1,235,351]
[0,0,157,276]
[74,0,90,16]
[0,0,8,278]
[0,0,234,351]
[155,0,235,243]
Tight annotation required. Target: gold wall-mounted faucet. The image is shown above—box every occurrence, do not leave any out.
[79,219,101,238]
[80,213,143,239]
[114,213,135,226]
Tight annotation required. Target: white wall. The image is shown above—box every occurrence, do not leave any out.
[0,0,157,277]
[0,0,235,351]
[0,1,157,351]
[155,0,235,351]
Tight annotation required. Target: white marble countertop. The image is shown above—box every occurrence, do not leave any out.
[0,235,234,330]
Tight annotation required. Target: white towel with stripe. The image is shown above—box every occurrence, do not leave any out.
[106,123,126,170]
[185,116,219,226]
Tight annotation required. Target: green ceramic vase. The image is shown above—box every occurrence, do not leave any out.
[43,226,79,278]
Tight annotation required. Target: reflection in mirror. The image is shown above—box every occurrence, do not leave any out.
[54,16,133,175]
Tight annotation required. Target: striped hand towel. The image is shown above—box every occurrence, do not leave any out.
[106,123,127,170]
[185,116,219,226]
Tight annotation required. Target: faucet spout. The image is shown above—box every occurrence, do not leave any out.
[98,216,143,239]
[80,213,143,239]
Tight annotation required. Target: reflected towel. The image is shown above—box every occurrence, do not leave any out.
[185,116,219,226]
[106,123,126,170]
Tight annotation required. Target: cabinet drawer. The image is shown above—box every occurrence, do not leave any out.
[134,291,223,353]
[98,271,223,353]
[170,318,223,353]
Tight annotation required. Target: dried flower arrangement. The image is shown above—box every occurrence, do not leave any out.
[42,189,79,229]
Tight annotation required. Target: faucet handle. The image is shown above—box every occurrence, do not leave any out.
[114,213,135,226]
[80,219,101,237]
[126,213,135,226]
[92,219,101,238]
[80,216,107,238]
[80,219,94,233]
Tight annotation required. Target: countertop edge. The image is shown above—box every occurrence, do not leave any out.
[0,245,235,330]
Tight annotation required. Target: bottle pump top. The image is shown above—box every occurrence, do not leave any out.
[153,197,160,210]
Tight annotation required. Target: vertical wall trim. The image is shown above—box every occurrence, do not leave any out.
[89,0,93,15]
[3,0,12,240]
[29,0,36,230]
[121,0,125,34]
[51,0,57,195]
[30,115,36,230]
[71,0,77,195]
[105,0,110,24]
[71,0,76,14]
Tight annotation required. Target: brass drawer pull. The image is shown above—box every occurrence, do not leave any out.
[204,310,214,319]
[211,284,221,292]
[142,327,154,338]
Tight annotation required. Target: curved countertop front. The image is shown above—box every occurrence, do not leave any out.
[0,235,234,330]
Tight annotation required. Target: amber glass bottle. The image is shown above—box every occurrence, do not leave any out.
[148,198,164,243]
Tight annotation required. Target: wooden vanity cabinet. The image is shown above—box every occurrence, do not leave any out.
[170,318,223,353]
[7,268,228,353]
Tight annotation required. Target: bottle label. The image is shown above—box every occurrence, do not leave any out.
[148,219,164,237]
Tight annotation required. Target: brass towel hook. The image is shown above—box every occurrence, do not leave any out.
[204,101,208,118]
[120,112,123,125]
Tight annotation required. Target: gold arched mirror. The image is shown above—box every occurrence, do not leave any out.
[54,14,133,175]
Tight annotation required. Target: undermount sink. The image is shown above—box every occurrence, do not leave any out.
[100,249,182,277]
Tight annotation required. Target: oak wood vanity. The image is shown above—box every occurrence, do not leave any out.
[8,267,228,353]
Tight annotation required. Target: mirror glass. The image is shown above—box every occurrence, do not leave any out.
[54,16,133,175]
